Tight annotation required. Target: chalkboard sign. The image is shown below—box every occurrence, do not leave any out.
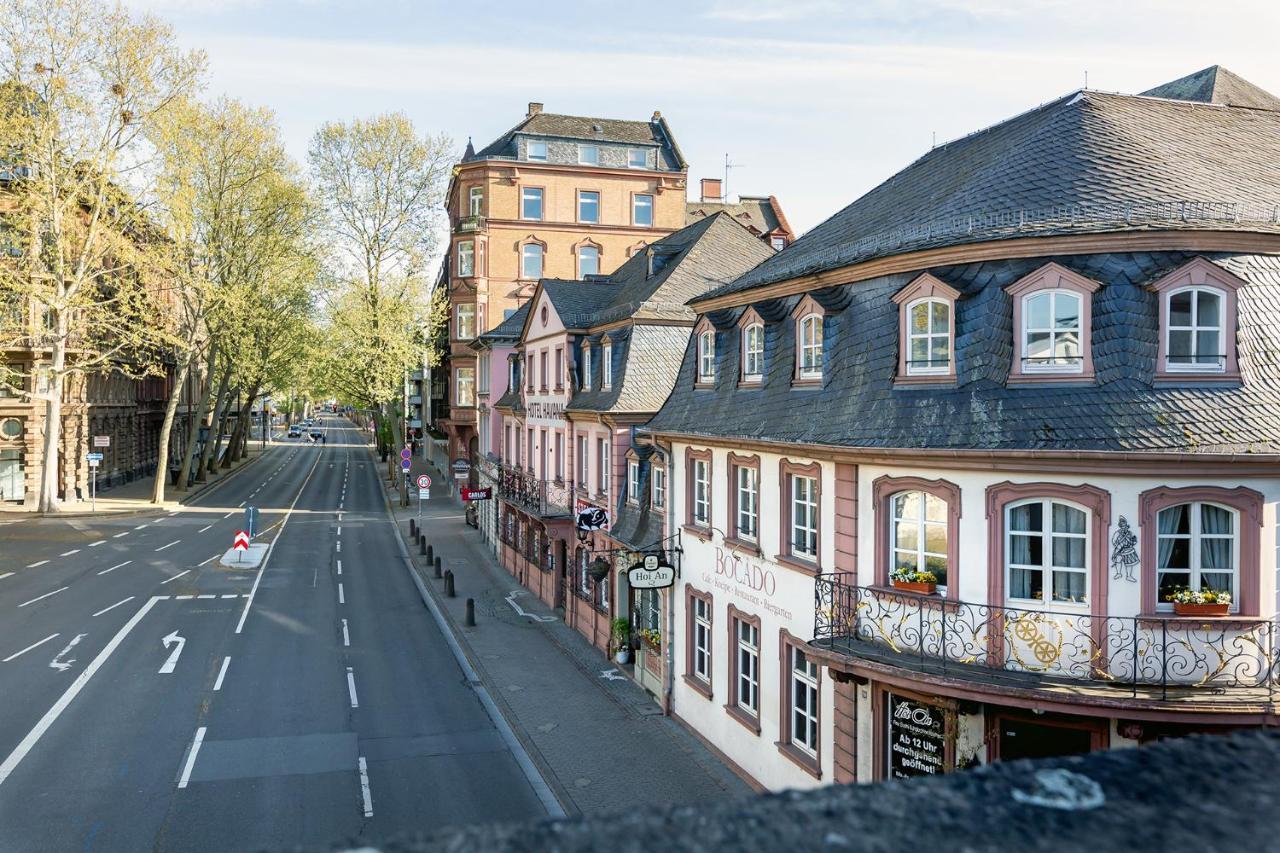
[886,693,946,779]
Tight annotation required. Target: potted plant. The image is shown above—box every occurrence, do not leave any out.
[637,627,661,651]
[588,557,611,582]
[611,618,631,664]
[1166,587,1231,616]
[890,567,938,595]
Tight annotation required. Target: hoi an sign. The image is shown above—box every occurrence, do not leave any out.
[628,554,675,589]
[886,693,946,779]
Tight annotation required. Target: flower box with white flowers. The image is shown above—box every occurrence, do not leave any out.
[1166,587,1231,617]
[890,568,938,596]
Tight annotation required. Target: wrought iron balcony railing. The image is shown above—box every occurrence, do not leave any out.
[495,462,572,518]
[813,576,1278,707]
[457,215,486,233]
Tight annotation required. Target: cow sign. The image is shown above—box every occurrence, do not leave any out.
[575,504,609,533]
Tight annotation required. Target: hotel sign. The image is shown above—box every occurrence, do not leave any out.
[526,401,565,421]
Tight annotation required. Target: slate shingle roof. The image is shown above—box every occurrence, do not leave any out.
[686,195,791,240]
[701,75,1280,305]
[468,111,686,170]
[648,252,1280,455]
[1141,65,1280,112]
[568,325,692,414]
[478,301,531,344]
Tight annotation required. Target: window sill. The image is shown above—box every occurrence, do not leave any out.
[683,674,713,700]
[724,702,761,735]
[694,380,715,390]
[1139,611,1259,623]
[774,553,820,576]
[1006,370,1096,386]
[682,524,713,542]
[868,583,952,602]
[723,536,762,557]
[1153,371,1241,385]
[894,373,957,388]
[737,377,763,389]
[776,741,822,780]
[791,376,822,389]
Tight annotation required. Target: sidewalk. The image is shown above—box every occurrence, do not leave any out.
[382,453,751,817]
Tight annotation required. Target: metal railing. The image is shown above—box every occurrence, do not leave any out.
[495,462,572,517]
[456,215,486,233]
[814,576,1278,704]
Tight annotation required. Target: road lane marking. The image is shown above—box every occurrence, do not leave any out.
[0,573,12,581]
[220,594,237,599]
[346,668,359,708]
[98,561,132,576]
[93,597,135,617]
[358,756,373,817]
[177,727,206,789]
[159,632,186,674]
[175,595,193,600]
[88,541,104,547]
[198,554,218,567]
[336,559,342,576]
[113,532,129,538]
[342,618,350,646]
[18,587,68,608]
[59,550,79,557]
[336,541,341,553]
[213,656,230,691]
[237,501,245,507]
[135,524,148,530]
[27,561,47,568]
[198,525,213,533]
[161,570,190,585]
[0,597,159,787]
[2,634,60,662]
[155,540,181,552]
[222,512,232,519]
[48,634,85,671]
[336,526,341,536]
[196,594,215,599]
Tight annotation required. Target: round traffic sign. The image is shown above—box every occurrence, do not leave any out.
[400,447,412,461]
[416,474,432,489]
[401,459,412,471]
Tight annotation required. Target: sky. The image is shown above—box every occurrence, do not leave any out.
[124,0,1280,236]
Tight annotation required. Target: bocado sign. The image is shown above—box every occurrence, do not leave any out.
[627,554,675,589]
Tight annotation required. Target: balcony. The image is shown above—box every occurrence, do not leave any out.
[496,462,573,518]
[813,576,1279,710]
[456,215,486,233]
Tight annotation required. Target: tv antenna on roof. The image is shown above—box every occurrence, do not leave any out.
[724,153,744,202]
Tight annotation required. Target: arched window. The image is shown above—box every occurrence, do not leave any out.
[1155,502,1237,610]
[797,314,823,379]
[891,490,949,590]
[577,244,600,278]
[697,330,715,383]
[906,298,950,375]
[1006,498,1089,606]
[742,323,764,380]
[1166,287,1225,371]
[521,243,544,279]
[1021,290,1082,373]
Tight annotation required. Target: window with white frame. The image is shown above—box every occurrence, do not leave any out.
[1156,502,1237,609]
[577,191,599,224]
[628,460,641,503]
[597,438,609,494]
[526,140,547,162]
[456,303,476,340]
[790,474,818,559]
[771,235,786,251]
[521,187,543,220]
[906,298,950,375]
[652,466,666,508]
[692,596,711,683]
[798,314,823,379]
[735,617,759,716]
[1006,499,1088,605]
[457,240,475,277]
[693,459,710,525]
[521,243,543,279]
[602,343,612,389]
[581,344,592,389]
[555,432,564,480]
[578,547,590,595]
[735,465,758,540]
[1021,290,1082,372]
[1166,287,1226,371]
[505,425,512,462]
[892,491,949,589]
[788,645,819,756]
[468,186,483,216]
[697,330,715,383]
[578,245,600,277]
[742,323,764,380]
[576,435,587,486]
[578,144,599,165]
[627,148,646,168]
[477,352,490,394]
[507,358,517,393]
[455,367,475,407]
[633,193,653,227]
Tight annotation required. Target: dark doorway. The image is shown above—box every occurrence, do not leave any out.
[995,717,1095,761]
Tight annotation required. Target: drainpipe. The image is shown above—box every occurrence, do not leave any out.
[659,437,676,716]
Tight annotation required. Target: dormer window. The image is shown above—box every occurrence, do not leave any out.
[527,140,547,162]
[581,343,592,390]
[697,329,715,384]
[652,465,666,508]
[797,316,822,379]
[743,324,764,380]
[1005,263,1099,384]
[578,144,599,165]
[628,460,641,504]
[892,274,960,384]
[602,341,613,389]
[627,148,646,168]
[1149,258,1243,382]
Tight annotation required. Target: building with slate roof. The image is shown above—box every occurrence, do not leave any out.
[686,177,795,251]
[642,67,1280,794]
[435,102,689,471]
[479,214,772,699]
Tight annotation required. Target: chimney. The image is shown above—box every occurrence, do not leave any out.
[700,178,723,203]
[527,102,543,117]
[651,110,662,121]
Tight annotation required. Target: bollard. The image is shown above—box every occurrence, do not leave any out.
[419,537,427,556]
[444,570,456,598]
[434,556,442,578]
[409,519,416,537]
[465,598,476,626]
[426,544,434,563]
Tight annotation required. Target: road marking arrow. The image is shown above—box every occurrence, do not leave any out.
[49,633,86,672]
[159,631,186,674]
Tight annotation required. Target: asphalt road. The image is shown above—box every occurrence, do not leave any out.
[0,418,550,851]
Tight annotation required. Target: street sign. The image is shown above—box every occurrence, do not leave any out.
[451,458,470,475]
[401,447,412,461]
[233,530,250,551]
[416,474,432,489]
[628,554,675,589]
[418,488,430,500]
[460,486,492,502]
[400,458,412,471]
[244,506,258,537]
[575,502,609,532]
[93,435,110,448]
[86,452,103,462]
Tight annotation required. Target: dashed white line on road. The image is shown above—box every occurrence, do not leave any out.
[177,727,206,789]
[338,583,345,604]
[198,525,213,533]
[0,573,11,581]
[336,559,342,576]
[18,587,68,608]
[346,668,359,708]
[2,634,59,662]
[161,570,190,585]
[27,561,47,568]
[336,541,341,553]
[198,554,219,566]
[113,532,129,539]
[336,526,341,536]
[197,594,215,600]
[93,597,134,617]
[213,657,230,691]
[222,512,233,519]
[220,594,237,599]
[135,524,148,530]
[88,540,104,547]
[175,595,194,600]
[237,501,245,507]
[155,540,180,552]
[98,561,131,575]
[358,755,373,817]
[59,550,79,557]
[342,618,350,646]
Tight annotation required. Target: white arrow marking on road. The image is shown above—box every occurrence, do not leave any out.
[159,631,186,674]
[505,590,558,622]
[2,634,59,662]
[48,634,85,672]
[19,587,68,608]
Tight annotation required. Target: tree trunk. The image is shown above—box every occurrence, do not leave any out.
[176,343,216,491]
[198,367,231,481]
[38,371,64,513]
[226,383,259,467]
[150,357,192,504]
[210,384,238,472]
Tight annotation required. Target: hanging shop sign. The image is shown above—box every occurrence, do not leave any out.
[460,486,492,502]
[627,553,675,589]
[575,501,609,532]
[886,692,946,780]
